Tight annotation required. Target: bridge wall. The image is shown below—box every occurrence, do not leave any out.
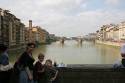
[57,67,125,83]
[1,67,125,83]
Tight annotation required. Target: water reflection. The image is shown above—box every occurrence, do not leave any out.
[60,43,65,48]
[95,44,121,64]
[9,41,121,64]
[76,42,83,48]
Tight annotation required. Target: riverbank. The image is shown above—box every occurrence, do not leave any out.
[95,40,124,47]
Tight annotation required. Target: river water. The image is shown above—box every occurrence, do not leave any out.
[9,40,121,65]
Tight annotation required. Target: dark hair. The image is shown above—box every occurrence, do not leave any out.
[122,59,125,67]
[27,43,36,47]
[54,61,57,67]
[0,44,8,52]
[121,54,125,57]
[38,53,45,59]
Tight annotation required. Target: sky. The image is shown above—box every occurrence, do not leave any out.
[0,0,125,37]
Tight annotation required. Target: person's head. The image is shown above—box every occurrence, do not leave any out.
[54,61,57,67]
[38,53,45,62]
[26,43,35,53]
[45,59,52,68]
[0,44,8,53]
[121,44,125,58]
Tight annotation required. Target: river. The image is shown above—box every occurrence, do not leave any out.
[9,40,121,65]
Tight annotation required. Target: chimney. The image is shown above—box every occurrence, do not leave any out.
[29,20,32,29]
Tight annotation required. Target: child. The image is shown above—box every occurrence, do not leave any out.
[44,59,58,83]
[33,53,45,83]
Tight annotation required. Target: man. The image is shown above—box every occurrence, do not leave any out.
[113,44,125,68]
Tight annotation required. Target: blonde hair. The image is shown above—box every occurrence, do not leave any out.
[45,59,52,64]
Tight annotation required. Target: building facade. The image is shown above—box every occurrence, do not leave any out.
[0,8,26,49]
[96,22,125,42]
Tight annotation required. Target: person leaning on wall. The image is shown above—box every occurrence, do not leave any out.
[0,44,13,83]
[113,44,125,68]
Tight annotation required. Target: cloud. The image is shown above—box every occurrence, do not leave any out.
[0,0,87,23]
[41,10,125,36]
[0,0,125,36]
[105,0,121,5]
[78,10,125,26]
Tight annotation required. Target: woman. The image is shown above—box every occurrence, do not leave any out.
[18,43,35,83]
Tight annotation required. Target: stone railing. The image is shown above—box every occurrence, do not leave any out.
[1,65,125,83]
[57,65,125,83]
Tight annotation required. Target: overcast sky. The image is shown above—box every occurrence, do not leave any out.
[0,0,125,37]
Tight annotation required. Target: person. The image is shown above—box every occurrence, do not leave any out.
[58,62,65,67]
[113,44,125,68]
[0,44,9,65]
[18,43,35,83]
[44,59,58,83]
[0,44,12,83]
[53,61,57,67]
[33,53,45,83]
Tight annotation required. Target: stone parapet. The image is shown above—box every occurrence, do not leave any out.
[1,65,125,83]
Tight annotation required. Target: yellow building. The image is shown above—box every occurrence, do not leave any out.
[97,22,125,42]
[26,20,50,44]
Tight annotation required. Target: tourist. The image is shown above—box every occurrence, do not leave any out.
[44,59,58,83]
[113,44,125,68]
[0,44,12,83]
[33,53,45,83]
[58,62,65,67]
[18,43,35,83]
[53,61,58,67]
[0,44,9,65]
